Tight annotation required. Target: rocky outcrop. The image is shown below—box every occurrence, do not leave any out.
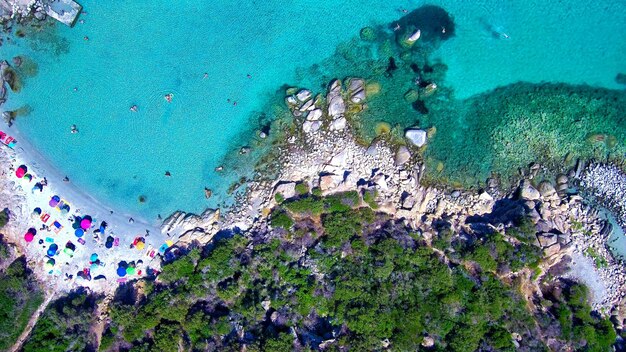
[161,208,220,244]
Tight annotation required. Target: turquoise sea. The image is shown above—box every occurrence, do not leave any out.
[1,0,624,220]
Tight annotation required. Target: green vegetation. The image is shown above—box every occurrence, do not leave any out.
[92,193,614,351]
[270,210,294,229]
[294,182,309,195]
[585,247,608,268]
[0,209,8,228]
[0,257,44,350]
[362,188,379,209]
[549,282,616,351]
[23,290,101,352]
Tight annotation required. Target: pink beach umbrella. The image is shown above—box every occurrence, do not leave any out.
[15,165,27,178]
[80,216,92,230]
[24,228,36,242]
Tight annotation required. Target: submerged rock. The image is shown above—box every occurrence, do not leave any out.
[359,26,377,41]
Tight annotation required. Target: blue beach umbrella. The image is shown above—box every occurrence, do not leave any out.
[90,253,98,262]
[47,244,58,257]
[116,267,126,277]
[74,228,84,238]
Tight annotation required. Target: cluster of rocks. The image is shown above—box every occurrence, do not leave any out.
[580,163,626,227]
[0,0,82,28]
[160,208,220,245]
[1,0,47,25]
[285,77,368,135]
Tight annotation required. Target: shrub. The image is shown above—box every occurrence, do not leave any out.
[295,183,309,195]
[270,211,294,229]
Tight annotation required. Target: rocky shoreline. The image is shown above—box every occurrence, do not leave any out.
[213,77,626,322]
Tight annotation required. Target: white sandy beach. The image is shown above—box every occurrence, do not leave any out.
[0,119,171,294]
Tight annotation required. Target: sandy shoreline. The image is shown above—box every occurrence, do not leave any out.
[0,117,171,294]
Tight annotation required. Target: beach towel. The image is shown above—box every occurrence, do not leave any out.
[52,221,63,233]
[40,213,50,223]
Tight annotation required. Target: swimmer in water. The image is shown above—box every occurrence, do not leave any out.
[130,105,138,112]
[393,23,401,31]
[164,93,173,103]
[70,124,78,134]
[83,36,89,41]
[203,73,208,79]
[246,74,252,79]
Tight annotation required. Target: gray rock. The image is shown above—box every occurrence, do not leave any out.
[405,129,427,147]
[543,243,561,257]
[519,180,540,201]
[328,95,345,118]
[350,89,366,104]
[299,99,314,111]
[296,89,312,102]
[274,182,297,200]
[538,181,556,198]
[537,233,558,248]
[330,117,346,131]
[302,121,321,134]
[394,146,411,166]
[306,109,322,121]
[402,195,416,209]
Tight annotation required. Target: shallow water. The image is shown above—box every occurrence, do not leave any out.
[1,0,624,219]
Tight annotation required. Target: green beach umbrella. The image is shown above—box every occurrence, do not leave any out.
[126,267,136,276]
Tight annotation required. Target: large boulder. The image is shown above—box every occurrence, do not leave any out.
[330,117,346,131]
[519,180,540,201]
[405,129,427,147]
[302,121,321,134]
[394,146,411,166]
[274,182,297,200]
[306,109,322,121]
[538,181,556,198]
[328,95,345,118]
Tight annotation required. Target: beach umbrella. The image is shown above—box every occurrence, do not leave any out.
[80,216,92,230]
[90,253,98,262]
[45,258,55,272]
[31,208,42,219]
[47,243,58,257]
[126,266,136,276]
[24,232,34,242]
[23,174,32,181]
[74,228,84,238]
[116,267,126,277]
[49,195,60,207]
[136,241,145,250]
[15,165,27,178]
[61,204,70,214]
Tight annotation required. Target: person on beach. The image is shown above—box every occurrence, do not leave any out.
[128,217,134,223]
[63,176,70,182]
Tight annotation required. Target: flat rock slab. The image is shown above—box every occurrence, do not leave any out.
[45,0,82,27]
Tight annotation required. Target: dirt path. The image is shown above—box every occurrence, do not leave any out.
[10,292,54,352]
